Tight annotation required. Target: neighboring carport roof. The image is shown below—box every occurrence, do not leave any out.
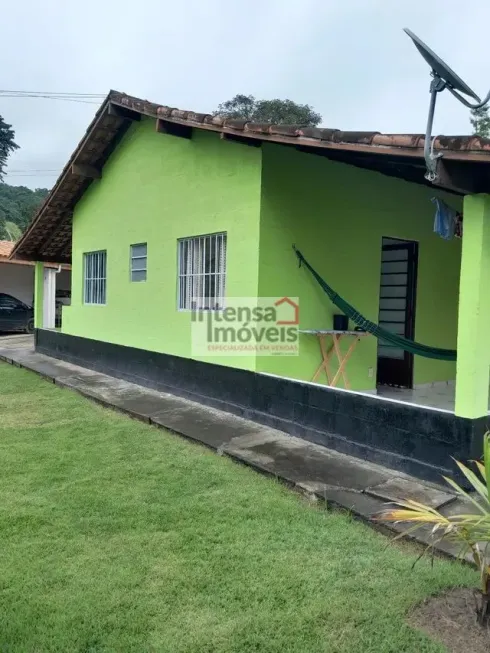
[0,240,70,268]
[11,89,490,265]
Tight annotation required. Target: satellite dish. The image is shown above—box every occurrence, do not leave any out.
[404,29,480,101]
[404,28,490,182]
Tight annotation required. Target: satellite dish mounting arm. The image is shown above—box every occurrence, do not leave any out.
[404,28,490,183]
[446,86,490,110]
[424,77,490,182]
[424,74,447,181]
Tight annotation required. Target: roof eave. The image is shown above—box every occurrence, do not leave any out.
[10,93,115,263]
[11,90,490,264]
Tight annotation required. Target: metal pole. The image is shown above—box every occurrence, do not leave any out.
[424,75,446,182]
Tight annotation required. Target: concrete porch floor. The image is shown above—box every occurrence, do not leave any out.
[377,382,457,413]
[0,333,478,562]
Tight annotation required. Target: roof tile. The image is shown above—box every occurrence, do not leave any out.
[0,240,14,258]
[11,89,490,265]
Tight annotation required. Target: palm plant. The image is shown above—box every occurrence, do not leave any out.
[376,433,490,628]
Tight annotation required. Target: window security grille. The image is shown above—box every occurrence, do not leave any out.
[83,251,107,305]
[177,233,226,310]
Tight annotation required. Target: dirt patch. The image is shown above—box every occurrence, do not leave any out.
[409,587,490,653]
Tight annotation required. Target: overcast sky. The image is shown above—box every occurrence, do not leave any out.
[1,0,488,189]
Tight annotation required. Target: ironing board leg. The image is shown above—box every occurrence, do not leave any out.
[330,336,360,389]
[312,335,334,383]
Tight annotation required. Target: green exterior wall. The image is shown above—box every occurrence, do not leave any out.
[256,144,462,391]
[62,120,463,393]
[62,118,262,370]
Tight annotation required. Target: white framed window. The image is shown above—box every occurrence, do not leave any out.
[177,232,226,310]
[83,250,107,305]
[130,243,147,282]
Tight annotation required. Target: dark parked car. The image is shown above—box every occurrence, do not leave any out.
[0,293,34,334]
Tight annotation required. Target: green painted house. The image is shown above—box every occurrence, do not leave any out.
[13,91,490,481]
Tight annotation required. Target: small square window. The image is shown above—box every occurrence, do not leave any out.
[130,243,147,282]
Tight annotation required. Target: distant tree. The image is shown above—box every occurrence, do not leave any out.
[215,94,257,121]
[0,183,49,241]
[214,94,322,126]
[470,106,490,138]
[3,221,21,240]
[0,115,19,181]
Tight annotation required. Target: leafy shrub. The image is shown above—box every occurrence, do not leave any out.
[376,434,490,627]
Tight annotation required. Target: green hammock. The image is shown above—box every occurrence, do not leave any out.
[293,246,457,362]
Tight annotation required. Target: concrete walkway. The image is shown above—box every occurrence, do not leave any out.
[0,334,471,561]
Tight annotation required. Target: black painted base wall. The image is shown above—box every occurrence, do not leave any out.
[36,329,488,483]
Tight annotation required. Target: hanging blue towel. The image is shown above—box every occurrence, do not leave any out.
[431,197,457,240]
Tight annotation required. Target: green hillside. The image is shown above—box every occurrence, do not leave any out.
[0,183,49,241]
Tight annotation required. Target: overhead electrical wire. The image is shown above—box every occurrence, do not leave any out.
[5,173,60,177]
[0,90,104,96]
[0,90,105,105]
[1,91,106,182]
[0,95,101,105]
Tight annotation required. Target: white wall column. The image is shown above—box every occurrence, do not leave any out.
[43,267,57,329]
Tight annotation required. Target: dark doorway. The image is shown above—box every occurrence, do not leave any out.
[377,237,418,388]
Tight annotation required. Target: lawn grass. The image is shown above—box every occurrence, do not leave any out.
[0,362,476,652]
